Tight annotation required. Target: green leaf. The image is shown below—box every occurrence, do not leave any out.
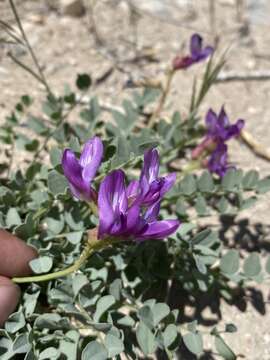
[163,324,178,348]
[215,335,236,360]
[111,135,131,166]
[72,274,89,296]
[76,73,92,90]
[28,116,47,135]
[152,303,170,326]
[6,207,21,227]
[177,223,196,237]
[50,147,62,167]
[29,256,53,274]
[242,170,259,189]
[39,347,60,360]
[5,310,25,333]
[66,231,83,244]
[82,341,107,360]
[194,255,207,274]
[217,196,229,214]
[136,321,157,355]
[180,174,197,195]
[192,229,211,245]
[104,334,124,357]
[197,171,214,192]
[23,287,40,317]
[48,170,68,195]
[225,323,237,333]
[195,195,208,216]
[13,333,30,354]
[117,315,135,327]
[183,332,203,355]
[220,250,239,275]
[59,330,80,360]
[30,190,49,207]
[240,196,257,210]
[187,320,198,332]
[93,295,115,322]
[21,95,32,107]
[138,305,154,329]
[265,256,270,274]
[256,177,270,194]
[45,215,64,235]
[243,252,261,278]
[222,169,239,191]
[109,279,122,301]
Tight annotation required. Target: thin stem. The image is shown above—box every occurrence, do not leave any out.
[148,68,175,128]
[9,0,52,94]
[12,236,117,284]
[7,52,44,84]
[7,135,15,177]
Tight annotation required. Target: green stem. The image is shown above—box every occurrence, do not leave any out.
[12,237,116,284]
[148,68,175,128]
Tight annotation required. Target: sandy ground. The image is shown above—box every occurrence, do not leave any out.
[1,1,270,358]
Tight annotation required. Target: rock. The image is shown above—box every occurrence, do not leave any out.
[60,0,85,17]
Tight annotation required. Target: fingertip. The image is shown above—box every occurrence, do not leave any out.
[0,230,38,277]
[0,276,21,327]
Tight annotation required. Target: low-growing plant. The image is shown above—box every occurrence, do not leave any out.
[1,6,270,359]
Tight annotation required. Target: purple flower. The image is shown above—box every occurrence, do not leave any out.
[62,136,103,202]
[140,149,177,204]
[98,169,180,242]
[207,142,234,177]
[173,33,214,70]
[192,107,245,177]
[126,149,176,207]
[205,107,244,142]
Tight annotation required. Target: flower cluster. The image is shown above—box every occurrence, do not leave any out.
[172,33,214,70]
[192,107,245,177]
[62,138,180,242]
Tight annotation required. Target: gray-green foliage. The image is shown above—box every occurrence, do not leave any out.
[0,69,269,360]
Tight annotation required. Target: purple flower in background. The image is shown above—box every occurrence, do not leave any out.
[207,142,233,177]
[128,149,176,207]
[192,108,245,177]
[98,169,180,242]
[173,33,214,70]
[205,107,244,143]
[62,136,103,202]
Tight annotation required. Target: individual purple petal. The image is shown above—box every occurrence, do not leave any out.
[205,109,218,133]
[160,173,176,197]
[62,149,84,188]
[80,136,103,182]
[98,170,127,238]
[198,45,214,60]
[223,119,245,140]
[137,220,180,241]
[126,180,140,200]
[126,204,140,233]
[190,33,203,58]
[207,142,228,177]
[217,107,230,128]
[141,149,160,185]
[144,201,161,222]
